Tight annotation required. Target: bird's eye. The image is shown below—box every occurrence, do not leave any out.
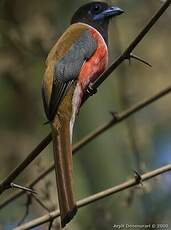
[92,4,102,14]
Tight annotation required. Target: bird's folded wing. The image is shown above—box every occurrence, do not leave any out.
[42,23,97,121]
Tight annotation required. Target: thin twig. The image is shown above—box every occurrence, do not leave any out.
[17,193,50,227]
[0,165,54,209]
[0,0,170,195]
[10,183,36,194]
[32,194,50,212]
[48,219,54,230]
[14,164,171,230]
[1,84,171,209]
[129,53,152,67]
[0,133,52,194]
[16,194,32,226]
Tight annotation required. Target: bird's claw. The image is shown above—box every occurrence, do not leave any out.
[87,84,98,96]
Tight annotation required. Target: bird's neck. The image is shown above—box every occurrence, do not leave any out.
[94,22,109,46]
[75,22,109,46]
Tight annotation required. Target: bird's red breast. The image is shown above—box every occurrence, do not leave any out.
[78,25,108,90]
[71,23,108,116]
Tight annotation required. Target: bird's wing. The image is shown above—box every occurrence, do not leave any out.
[42,23,97,121]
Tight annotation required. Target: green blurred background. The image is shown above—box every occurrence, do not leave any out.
[0,0,171,229]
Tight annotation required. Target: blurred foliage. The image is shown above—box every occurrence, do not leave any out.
[0,0,171,229]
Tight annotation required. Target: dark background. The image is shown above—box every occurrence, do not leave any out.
[0,0,171,229]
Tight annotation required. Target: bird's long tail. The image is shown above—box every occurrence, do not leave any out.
[52,116,77,228]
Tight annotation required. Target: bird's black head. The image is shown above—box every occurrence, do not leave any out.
[71,2,124,45]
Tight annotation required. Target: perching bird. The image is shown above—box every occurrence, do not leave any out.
[42,1,123,228]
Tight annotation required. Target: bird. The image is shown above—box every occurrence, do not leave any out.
[42,1,123,228]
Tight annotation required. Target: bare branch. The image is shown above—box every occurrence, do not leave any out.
[16,194,32,226]
[0,133,52,194]
[0,165,54,209]
[48,219,55,230]
[1,84,171,209]
[10,183,36,194]
[129,53,152,67]
[32,194,51,212]
[86,0,171,94]
[14,164,171,230]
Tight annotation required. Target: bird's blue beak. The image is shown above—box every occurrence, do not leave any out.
[93,6,124,21]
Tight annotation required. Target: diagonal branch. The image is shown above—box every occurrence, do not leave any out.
[0,134,52,194]
[1,84,171,209]
[0,0,170,196]
[86,0,171,94]
[14,164,171,230]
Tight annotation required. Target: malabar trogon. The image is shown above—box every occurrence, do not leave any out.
[42,1,123,228]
